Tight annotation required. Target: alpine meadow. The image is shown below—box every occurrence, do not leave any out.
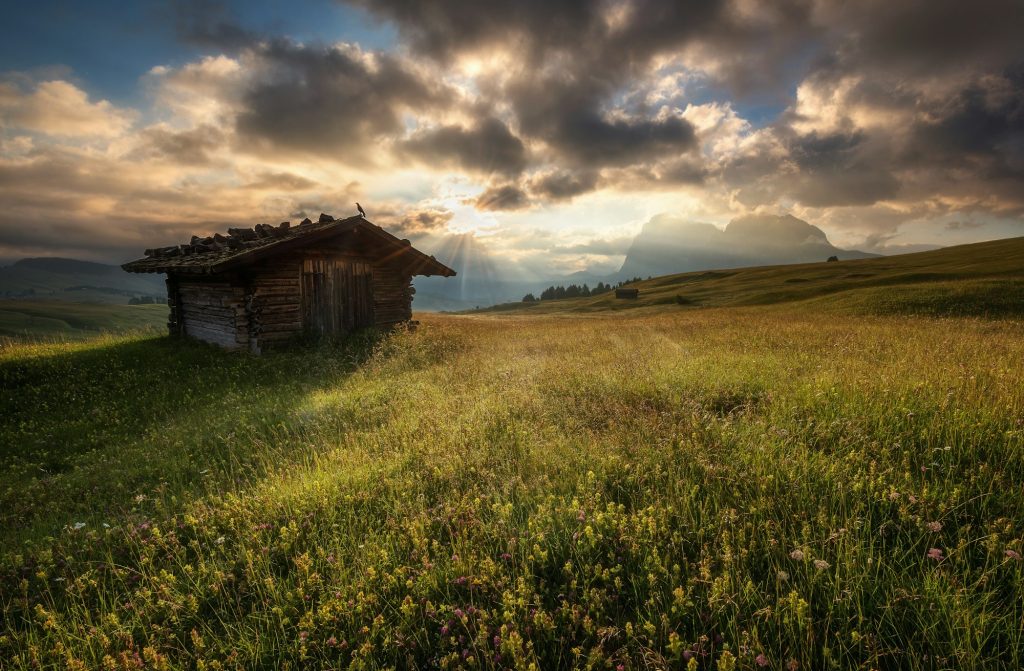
[2,239,1023,669]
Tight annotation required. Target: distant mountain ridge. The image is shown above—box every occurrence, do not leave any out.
[0,257,166,303]
[619,214,876,278]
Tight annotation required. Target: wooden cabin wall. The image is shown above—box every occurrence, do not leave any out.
[175,277,248,350]
[372,265,414,327]
[244,255,303,353]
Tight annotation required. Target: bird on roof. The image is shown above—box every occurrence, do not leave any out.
[356,202,366,218]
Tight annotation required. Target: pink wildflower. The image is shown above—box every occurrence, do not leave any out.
[927,547,944,561]
[1005,549,1021,561]
[789,549,805,561]
[756,653,770,667]
[926,521,943,533]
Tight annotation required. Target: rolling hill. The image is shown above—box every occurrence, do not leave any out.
[0,257,166,303]
[480,235,1024,317]
[0,301,168,341]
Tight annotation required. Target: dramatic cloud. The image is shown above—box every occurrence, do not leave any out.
[1,0,1022,269]
[402,117,527,177]
[234,41,451,156]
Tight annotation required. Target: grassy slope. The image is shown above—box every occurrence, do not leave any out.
[478,236,1024,316]
[2,303,1023,669]
[0,301,167,341]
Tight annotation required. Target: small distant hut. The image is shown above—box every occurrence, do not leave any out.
[615,288,639,299]
[123,214,456,352]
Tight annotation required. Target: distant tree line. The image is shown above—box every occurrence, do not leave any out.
[128,295,159,305]
[523,278,646,302]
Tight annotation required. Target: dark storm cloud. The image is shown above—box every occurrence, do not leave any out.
[786,131,901,207]
[816,0,1024,78]
[401,117,527,177]
[132,124,225,165]
[903,70,1024,179]
[234,40,451,155]
[528,169,599,200]
[473,184,530,211]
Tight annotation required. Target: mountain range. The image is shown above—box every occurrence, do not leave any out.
[619,214,876,279]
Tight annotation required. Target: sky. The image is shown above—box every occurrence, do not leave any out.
[0,0,1022,277]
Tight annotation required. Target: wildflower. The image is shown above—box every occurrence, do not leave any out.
[777,570,790,581]
[786,659,799,670]
[616,665,625,671]
[926,521,942,532]
[813,559,830,570]
[326,636,337,646]
[134,494,146,503]
[500,552,512,561]
[927,548,944,561]
[72,522,85,530]
[298,631,308,640]
[789,549,805,561]
[215,536,225,545]
[756,653,770,667]
[1005,549,1021,561]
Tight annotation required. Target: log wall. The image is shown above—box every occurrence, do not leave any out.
[244,255,303,353]
[372,265,414,326]
[176,278,248,350]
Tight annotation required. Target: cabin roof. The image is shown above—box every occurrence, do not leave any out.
[121,214,456,277]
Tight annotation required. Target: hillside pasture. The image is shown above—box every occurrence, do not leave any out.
[1,303,1022,669]
[481,236,1024,317]
[0,301,167,341]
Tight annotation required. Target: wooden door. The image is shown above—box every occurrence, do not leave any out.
[301,258,375,335]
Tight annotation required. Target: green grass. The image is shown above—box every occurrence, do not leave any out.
[476,236,1024,317]
[2,298,1022,669]
[0,300,167,341]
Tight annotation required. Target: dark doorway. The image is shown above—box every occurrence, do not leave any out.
[301,258,375,335]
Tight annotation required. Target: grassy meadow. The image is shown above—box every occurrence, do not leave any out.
[0,301,167,342]
[1,296,1022,670]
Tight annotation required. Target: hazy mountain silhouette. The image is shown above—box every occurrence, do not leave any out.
[619,214,876,278]
[0,257,166,303]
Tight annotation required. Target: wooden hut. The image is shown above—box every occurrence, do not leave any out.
[122,213,456,352]
[615,288,639,299]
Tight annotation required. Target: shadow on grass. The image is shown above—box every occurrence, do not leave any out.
[0,330,393,545]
